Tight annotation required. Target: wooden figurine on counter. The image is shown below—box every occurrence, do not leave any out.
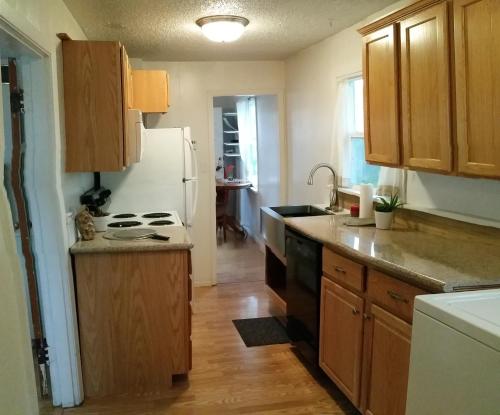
[75,207,95,241]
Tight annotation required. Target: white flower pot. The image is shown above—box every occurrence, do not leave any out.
[92,214,110,232]
[375,211,394,230]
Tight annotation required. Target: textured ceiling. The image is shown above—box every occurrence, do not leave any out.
[63,0,399,61]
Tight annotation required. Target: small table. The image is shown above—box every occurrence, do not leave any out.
[216,179,252,241]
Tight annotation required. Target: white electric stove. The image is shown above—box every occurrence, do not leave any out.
[105,211,183,229]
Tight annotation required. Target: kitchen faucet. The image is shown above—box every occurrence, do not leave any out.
[307,163,342,212]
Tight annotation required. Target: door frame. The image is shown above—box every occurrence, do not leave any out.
[0,22,83,407]
[206,89,288,286]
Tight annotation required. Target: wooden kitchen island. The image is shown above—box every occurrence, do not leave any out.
[70,228,193,398]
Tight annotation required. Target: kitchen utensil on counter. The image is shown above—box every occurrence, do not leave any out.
[344,217,375,227]
[103,228,170,241]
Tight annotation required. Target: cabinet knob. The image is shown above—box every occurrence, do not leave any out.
[363,313,371,320]
[352,308,360,315]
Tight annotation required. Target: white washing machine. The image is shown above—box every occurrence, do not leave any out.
[406,289,500,415]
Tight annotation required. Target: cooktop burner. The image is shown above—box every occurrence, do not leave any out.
[112,213,137,219]
[142,212,172,219]
[108,221,143,228]
[148,220,174,226]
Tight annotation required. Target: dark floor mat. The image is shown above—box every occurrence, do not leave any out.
[233,316,290,347]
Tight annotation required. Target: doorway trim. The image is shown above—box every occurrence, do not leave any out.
[207,89,288,286]
[0,21,84,407]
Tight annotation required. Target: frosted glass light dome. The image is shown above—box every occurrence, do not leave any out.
[196,16,249,43]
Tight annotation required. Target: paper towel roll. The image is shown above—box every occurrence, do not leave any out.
[359,184,374,219]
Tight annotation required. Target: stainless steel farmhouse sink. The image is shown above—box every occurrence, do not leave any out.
[261,205,332,258]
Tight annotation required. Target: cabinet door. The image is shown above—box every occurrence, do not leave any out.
[121,46,132,167]
[319,277,364,407]
[132,70,169,113]
[454,0,500,178]
[400,2,452,172]
[62,41,125,172]
[363,304,412,415]
[362,24,400,166]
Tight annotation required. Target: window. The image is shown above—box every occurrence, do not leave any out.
[236,96,258,190]
[346,77,380,188]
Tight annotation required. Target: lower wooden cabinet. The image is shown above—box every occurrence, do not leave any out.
[320,248,426,415]
[73,250,192,398]
[363,304,412,415]
[319,277,364,406]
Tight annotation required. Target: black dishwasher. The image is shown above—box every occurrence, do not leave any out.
[285,227,322,365]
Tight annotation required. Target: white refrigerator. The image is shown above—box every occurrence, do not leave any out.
[104,127,198,228]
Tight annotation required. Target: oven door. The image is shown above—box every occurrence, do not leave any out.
[285,228,322,364]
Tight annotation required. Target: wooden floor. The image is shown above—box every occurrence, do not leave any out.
[216,233,265,284]
[59,281,358,415]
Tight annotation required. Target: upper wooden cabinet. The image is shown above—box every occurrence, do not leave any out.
[62,41,134,172]
[400,2,453,172]
[362,25,400,166]
[454,0,500,178]
[359,0,500,179]
[132,70,169,113]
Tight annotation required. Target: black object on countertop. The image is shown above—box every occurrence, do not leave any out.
[233,317,289,347]
[80,172,111,212]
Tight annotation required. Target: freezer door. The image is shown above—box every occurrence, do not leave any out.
[103,127,185,213]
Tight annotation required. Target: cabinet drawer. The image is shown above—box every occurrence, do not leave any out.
[367,270,427,322]
[323,248,365,292]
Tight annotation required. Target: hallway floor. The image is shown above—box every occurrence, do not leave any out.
[59,281,357,415]
[216,233,265,284]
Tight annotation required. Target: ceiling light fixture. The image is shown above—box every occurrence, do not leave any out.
[196,15,249,43]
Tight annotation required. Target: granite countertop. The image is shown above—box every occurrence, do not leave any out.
[284,215,500,293]
[70,226,193,254]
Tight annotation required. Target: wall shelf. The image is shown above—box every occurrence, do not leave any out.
[223,130,239,134]
[224,153,241,157]
[224,142,239,146]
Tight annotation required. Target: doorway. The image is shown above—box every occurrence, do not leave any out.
[212,95,282,284]
[0,26,84,409]
[2,56,51,405]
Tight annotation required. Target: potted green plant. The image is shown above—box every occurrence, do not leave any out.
[374,194,403,230]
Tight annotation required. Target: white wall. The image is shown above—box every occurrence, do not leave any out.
[285,0,500,223]
[134,60,285,286]
[240,95,281,242]
[0,0,88,409]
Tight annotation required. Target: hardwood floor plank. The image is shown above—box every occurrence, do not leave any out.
[59,281,357,415]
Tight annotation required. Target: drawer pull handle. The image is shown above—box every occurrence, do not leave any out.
[334,266,346,274]
[363,313,371,320]
[387,290,409,304]
[352,308,360,315]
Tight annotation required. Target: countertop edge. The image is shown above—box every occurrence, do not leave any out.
[284,219,500,294]
[70,242,194,255]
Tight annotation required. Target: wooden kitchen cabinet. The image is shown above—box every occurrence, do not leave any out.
[362,24,401,166]
[359,0,500,179]
[132,70,169,113]
[74,250,192,398]
[319,277,364,407]
[320,248,428,414]
[362,304,412,415]
[454,0,500,178]
[62,40,135,172]
[400,2,452,172]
